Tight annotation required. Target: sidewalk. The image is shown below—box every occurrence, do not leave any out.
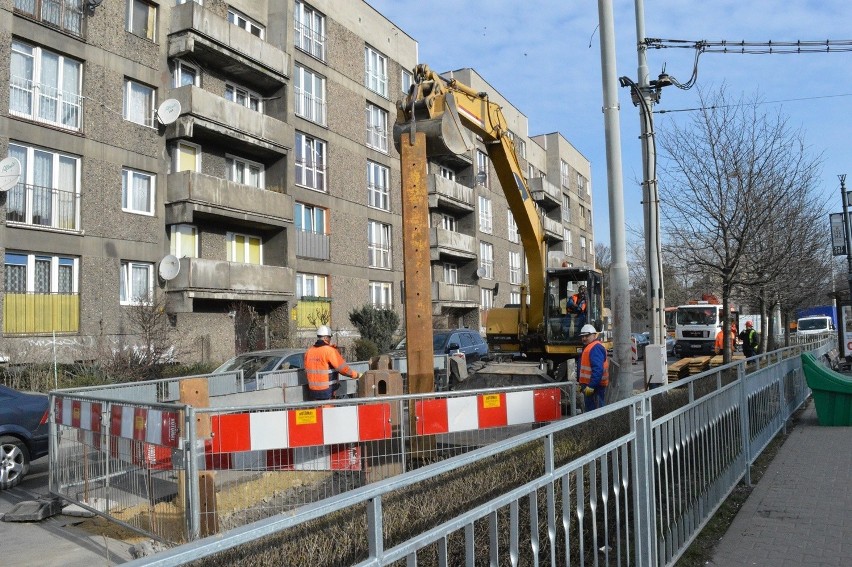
[709,400,852,567]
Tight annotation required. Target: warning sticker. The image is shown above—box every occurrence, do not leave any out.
[482,394,501,409]
[295,409,318,425]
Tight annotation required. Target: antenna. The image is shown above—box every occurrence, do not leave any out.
[156,99,182,125]
[158,254,181,281]
[0,157,22,193]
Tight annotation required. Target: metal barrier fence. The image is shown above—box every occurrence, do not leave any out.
[120,340,829,566]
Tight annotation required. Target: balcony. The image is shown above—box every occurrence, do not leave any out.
[429,228,477,262]
[295,296,331,329]
[542,216,564,242]
[427,175,474,213]
[9,76,82,132]
[296,230,330,260]
[13,0,85,38]
[431,282,479,309]
[528,177,561,210]
[3,292,79,335]
[166,258,295,312]
[168,1,288,91]
[166,85,292,158]
[166,171,292,230]
[6,183,80,232]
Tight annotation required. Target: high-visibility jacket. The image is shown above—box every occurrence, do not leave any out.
[567,293,587,314]
[715,330,724,352]
[304,341,357,391]
[579,340,609,387]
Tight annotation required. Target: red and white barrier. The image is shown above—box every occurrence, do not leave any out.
[414,388,561,436]
[55,398,102,449]
[109,405,180,469]
[631,336,638,364]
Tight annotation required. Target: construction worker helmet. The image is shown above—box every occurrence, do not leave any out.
[579,324,598,336]
[745,320,753,328]
[316,325,332,337]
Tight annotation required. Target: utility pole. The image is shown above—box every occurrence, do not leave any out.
[840,174,852,292]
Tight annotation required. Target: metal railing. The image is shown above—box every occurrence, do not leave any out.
[6,183,80,230]
[120,340,828,566]
[13,0,85,38]
[9,75,83,131]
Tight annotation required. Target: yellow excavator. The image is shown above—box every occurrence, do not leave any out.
[394,65,605,384]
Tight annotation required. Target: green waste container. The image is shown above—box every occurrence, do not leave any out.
[801,352,852,426]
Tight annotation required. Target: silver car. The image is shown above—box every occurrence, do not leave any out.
[213,348,307,390]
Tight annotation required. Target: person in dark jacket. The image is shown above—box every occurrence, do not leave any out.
[739,320,759,358]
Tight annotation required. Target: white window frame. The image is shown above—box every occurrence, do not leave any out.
[507,211,519,243]
[439,166,456,181]
[9,40,83,131]
[173,59,199,88]
[578,172,588,195]
[228,7,264,39]
[366,103,388,152]
[119,260,153,305]
[365,46,388,98]
[126,0,157,41]
[295,202,327,234]
[170,224,198,258]
[509,251,521,285]
[562,193,571,223]
[225,82,262,112]
[295,132,327,192]
[174,141,201,173]
[443,262,458,284]
[4,252,79,294]
[121,168,155,215]
[478,195,492,234]
[7,142,82,230]
[479,241,493,280]
[369,281,393,309]
[515,137,526,159]
[440,213,456,232]
[367,161,390,211]
[476,150,489,186]
[294,64,326,125]
[296,272,328,298]
[368,220,392,269]
[564,230,573,256]
[123,78,156,128]
[294,1,326,61]
[580,236,587,262]
[226,232,263,265]
[480,287,494,309]
[226,154,265,189]
[402,69,413,96]
[561,160,570,188]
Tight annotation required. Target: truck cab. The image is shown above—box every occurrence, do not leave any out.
[674,303,722,356]
[796,316,834,335]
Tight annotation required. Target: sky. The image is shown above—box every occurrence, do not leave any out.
[365,0,852,247]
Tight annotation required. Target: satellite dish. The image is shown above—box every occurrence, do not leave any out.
[158,254,181,281]
[474,267,487,279]
[0,157,22,193]
[156,99,182,125]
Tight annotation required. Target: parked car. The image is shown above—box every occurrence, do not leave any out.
[631,332,650,360]
[0,385,49,489]
[213,348,307,390]
[391,329,489,363]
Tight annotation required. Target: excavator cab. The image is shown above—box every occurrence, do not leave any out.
[544,268,603,347]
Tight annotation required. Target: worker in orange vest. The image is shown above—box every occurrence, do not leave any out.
[714,328,725,355]
[304,325,361,401]
[578,324,608,411]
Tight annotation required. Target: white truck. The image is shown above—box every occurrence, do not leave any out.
[796,315,834,336]
[674,302,724,356]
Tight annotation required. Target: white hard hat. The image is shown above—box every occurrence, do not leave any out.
[316,325,332,337]
[579,324,598,336]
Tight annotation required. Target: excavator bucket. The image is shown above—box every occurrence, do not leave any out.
[393,96,473,158]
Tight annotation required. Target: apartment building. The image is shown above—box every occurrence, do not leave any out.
[0,0,592,365]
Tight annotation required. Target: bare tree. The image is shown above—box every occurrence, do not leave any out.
[659,85,823,361]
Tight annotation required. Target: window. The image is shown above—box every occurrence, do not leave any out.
[295,132,326,191]
[123,79,155,127]
[476,150,489,186]
[366,103,388,152]
[228,7,264,38]
[528,164,536,180]
[170,224,198,258]
[225,83,261,112]
[580,236,587,262]
[509,251,521,285]
[13,0,84,36]
[402,69,413,96]
[120,260,153,305]
[369,281,392,309]
[226,155,264,189]
[365,46,388,97]
[297,273,328,298]
[368,220,391,269]
[478,196,492,234]
[226,232,262,264]
[562,193,571,223]
[439,166,456,181]
[480,287,494,309]
[578,173,588,195]
[367,161,390,210]
[515,137,526,159]
[121,168,155,215]
[174,141,200,172]
[561,160,570,188]
[5,252,77,294]
[294,64,326,125]
[9,40,82,131]
[443,263,458,284]
[441,213,456,232]
[294,1,326,61]
[127,0,157,40]
[295,202,327,234]
[7,143,80,231]
[479,242,493,279]
[4,252,79,333]
[580,206,586,227]
[507,211,519,243]
[564,230,573,256]
[173,59,199,87]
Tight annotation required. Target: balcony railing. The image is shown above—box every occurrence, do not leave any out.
[3,292,79,335]
[294,88,326,125]
[6,183,80,231]
[296,229,330,260]
[294,21,326,61]
[9,76,82,131]
[295,296,331,329]
[14,0,84,38]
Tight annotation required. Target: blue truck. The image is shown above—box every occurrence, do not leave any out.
[795,305,837,335]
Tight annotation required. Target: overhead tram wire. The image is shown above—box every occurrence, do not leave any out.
[655,92,852,115]
[645,38,852,55]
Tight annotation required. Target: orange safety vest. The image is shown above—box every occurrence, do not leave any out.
[569,293,587,313]
[304,342,356,391]
[578,340,609,387]
[715,330,724,352]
